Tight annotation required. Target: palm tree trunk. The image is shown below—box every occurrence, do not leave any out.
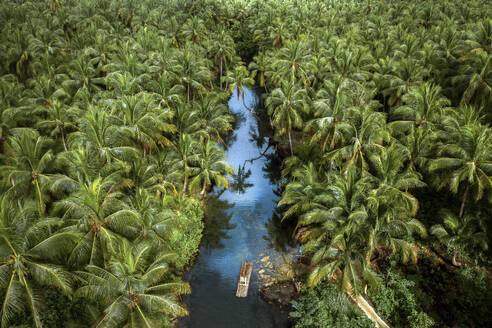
[241,94,253,112]
[11,178,22,209]
[34,179,44,216]
[220,56,223,90]
[288,130,294,156]
[200,181,207,196]
[182,162,188,194]
[60,125,68,151]
[452,248,462,267]
[187,83,190,103]
[459,182,469,218]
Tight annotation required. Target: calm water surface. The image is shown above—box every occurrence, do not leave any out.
[179,89,294,328]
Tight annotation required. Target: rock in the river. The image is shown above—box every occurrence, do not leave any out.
[260,280,298,307]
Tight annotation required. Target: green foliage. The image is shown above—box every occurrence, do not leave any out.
[290,282,373,328]
[40,289,93,328]
[164,196,204,269]
[369,272,434,328]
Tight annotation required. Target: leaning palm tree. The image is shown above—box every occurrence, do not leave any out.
[189,140,234,196]
[75,243,190,328]
[0,197,73,328]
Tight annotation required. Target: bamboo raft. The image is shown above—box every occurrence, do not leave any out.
[236,261,253,298]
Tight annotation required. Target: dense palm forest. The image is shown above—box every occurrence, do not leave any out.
[0,0,491,327]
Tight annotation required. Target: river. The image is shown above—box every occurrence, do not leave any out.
[179,88,295,328]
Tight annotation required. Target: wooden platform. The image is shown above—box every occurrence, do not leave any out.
[236,261,253,298]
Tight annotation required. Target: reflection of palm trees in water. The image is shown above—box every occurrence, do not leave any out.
[264,186,298,252]
[230,163,253,194]
[201,191,236,251]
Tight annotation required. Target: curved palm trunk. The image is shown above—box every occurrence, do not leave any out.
[459,182,469,218]
[200,181,207,196]
[452,248,462,267]
[182,160,188,194]
[60,124,68,151]
[34,179,46,220]
[241,94,253,113]
[288,130,294,156]
[220,56,223,90]
[187,83,191,103]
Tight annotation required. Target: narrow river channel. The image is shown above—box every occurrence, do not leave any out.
[179,89,293,328]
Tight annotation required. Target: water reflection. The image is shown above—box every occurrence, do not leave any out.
[201,192,236,251]
[264,200,298,253]
[230,163,253,194]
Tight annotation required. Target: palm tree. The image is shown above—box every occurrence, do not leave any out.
[0,197,73,328]
[112,93,177,154]
[380,58,428,107]
[189,140,234,196]
[271,40,310,85]
[431,209,488,266]
[453,49,492,110]
[222,64,255,111]
[68,104,138,163]
[266,83,308,155]
[173,133,197,194]
[181,16,208,44]
[173,47,211,102]
[278,162,328,220]
[249,52,271,91]
[389,83,450,131]
[328,106,389,171]
[363,144,426,219]
[76,243,189,327]
[208,28,236,89]
[430,123,492,218]
[304,78,351,154]
[308,226,377,295]
[34,98,78,151]
[0,128,54,215]
[129,188,178,248]
[55,176,132,268]
[193,93,234,143]
[297,167,367,249]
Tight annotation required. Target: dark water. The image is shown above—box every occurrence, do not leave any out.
[179,89,295,328]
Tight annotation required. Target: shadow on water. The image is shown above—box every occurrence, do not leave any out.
[179,88,294,328]
[201,192,236,251]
